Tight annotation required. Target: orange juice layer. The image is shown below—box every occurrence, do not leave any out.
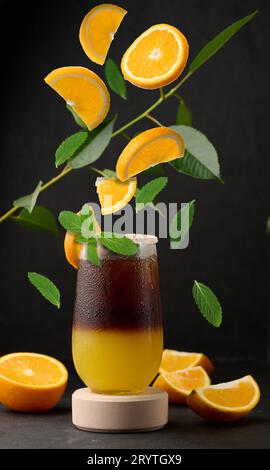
[72,326,163,393]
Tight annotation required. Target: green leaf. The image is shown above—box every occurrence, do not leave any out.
[58,211,82,235]
[55,130,88,167]
[105,59,126,99]
[170,200,196,247]
[66,104,87,129]
[144,164,165,176]
[28,272,60,309]
[102,169,117,178]
[170,126,222,182]
[176,98,192,126]
[189,11,258,74]
[192,281,222,327]
[14,206,58,236]
[70,117,117,169]
[87,239,100,266]
[13,181,43,213]
[99,233,137,256]
[266,216,270,235]
[136,177,168,205]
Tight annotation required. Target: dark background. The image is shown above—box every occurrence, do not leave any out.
[0,0,269,365]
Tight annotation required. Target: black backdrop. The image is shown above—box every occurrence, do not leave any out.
[0,0,269,364]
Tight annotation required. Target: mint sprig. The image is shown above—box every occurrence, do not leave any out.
[192,281,222,327]
[58,210,137,262]
[28,272,60,308]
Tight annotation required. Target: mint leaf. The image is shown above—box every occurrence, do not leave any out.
[28,272,60,309]
[14,206,58,236]
[189,11,257,74]
[105,59,126,99]
[99,233,137,256]
[55,130,88,167]
[192,281,222,327]
[144,164,165,176]
[58,211,82,235]
[170,126,222,182]
[66,104,87,129]
[176,98,192,126]
[102,169,117,178]
[87,239,100,266]
[136,177,168,205]
[13,181,43,213]
[170,200,195,247]
[70,117,116,169]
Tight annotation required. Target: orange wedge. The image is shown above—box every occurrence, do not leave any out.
[153,367,210,405]
[116,127,184,181]
[121,24,189,89]
[44,66,110,130]
[187,375,260,422]
[0,353,68,412]
[159,349,214,375]
[96,176,137,215]
[64,207,101,269]
[80,4,127,65]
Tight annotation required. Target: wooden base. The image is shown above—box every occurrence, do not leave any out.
[72,387,168,433]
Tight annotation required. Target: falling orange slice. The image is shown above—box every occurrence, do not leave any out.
[121,24,189,89]
[116,127,184,181]
[153,366,211,404]
[64,206,101,269]
[44,66,110,130]
[187,375,260,422]
[96,176,137,215]
[0,352,68,412]
[159,349,214,375]
[80,4,127,65]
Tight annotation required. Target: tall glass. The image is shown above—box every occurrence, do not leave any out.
[72,234,163,394]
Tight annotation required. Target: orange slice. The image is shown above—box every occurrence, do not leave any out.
[80,4,127,65]
[153,366,211,404]
[64,206,101,269]
[116,127,184,181]
[187,375,260,422]
[121,24,189,89]
[0,352,68,412]
[96,176,137,215]
[44,66,110,130]
[159,349,214,375]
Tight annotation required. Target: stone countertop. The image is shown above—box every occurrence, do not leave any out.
[0,361,269,449]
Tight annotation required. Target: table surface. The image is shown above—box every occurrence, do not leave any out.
[0,361,269,449]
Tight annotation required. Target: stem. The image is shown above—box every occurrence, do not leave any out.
[0,165,72,223]
[146,114,163,127]
[88,166,108,177]
[0,71,193,224]
[121,131,131,141]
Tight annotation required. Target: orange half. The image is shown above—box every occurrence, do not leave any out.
[187,375,260,422]
[153,366,211,404]
[116,127,185,181]
[80,4,127,65]
[44,66,110,130]
[159,349,214,375]
[121,24,189,89]
[0,352,68,412]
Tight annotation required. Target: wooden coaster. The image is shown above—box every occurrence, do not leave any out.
[72,387,168,433]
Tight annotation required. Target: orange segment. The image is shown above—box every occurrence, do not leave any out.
[116,127,184,181]
[64,207,101,269]
[0,352,68,412]
[96,176,137,215]
[80,4,127,65]
[187,375,260,422]
[44,66,110,130]
[153,367,210,404]
[159,349,214,375]
[121,24,189,89]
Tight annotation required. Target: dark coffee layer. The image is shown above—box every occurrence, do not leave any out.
[73,255,162,330]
